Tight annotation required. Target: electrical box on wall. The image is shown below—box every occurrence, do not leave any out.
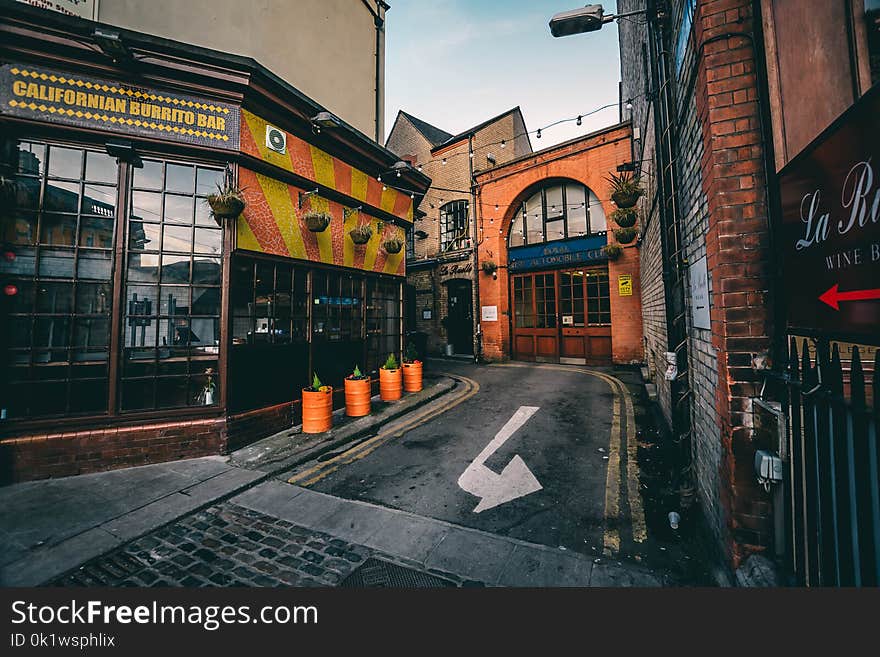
[266,125,286,155]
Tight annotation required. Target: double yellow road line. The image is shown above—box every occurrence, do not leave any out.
[287,374,480,487]
[287,363,646,555]
[492,363,647,552]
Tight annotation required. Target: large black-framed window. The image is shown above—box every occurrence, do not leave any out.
[0,138,228,421]
[229,255,310,412]
[439,200,469,252]
[1,141,116,418]
[120,159,225,412]
[366,277,402,371]
[508,182,606,248]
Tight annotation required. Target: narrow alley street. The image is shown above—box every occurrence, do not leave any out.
[3,361,713,588]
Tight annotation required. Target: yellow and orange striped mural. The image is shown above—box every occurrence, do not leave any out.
[235,167,407,276]
[239,109,413,224]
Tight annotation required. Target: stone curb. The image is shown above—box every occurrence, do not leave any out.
[230,375,459,476]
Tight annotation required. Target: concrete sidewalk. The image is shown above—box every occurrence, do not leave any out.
[0,376,461,587]
[0,456,263,586]
[234,481,664,587]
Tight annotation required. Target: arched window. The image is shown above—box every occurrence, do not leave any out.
[440,200,469,252]
[508,182,605,248]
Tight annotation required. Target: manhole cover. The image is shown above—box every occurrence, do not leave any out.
[340,558,456,588]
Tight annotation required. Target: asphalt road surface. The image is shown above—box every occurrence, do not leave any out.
[287,360,638,557]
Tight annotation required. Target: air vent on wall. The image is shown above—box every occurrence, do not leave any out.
[266,125,286,154]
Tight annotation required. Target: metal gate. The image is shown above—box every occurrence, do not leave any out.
[774,338,880,587]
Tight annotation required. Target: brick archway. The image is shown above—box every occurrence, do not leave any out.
[474,123,644,364]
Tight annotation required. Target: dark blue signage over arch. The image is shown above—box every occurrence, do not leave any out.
[777,84,880,344]
[508,234,607,273]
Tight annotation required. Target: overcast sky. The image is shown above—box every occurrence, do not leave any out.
[384,1,622,148]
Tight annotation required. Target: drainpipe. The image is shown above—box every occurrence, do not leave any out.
[362,0,388,142]
[469,134,482,363]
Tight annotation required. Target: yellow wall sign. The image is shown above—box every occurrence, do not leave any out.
[0,63,240,150]
[618,274,633,296]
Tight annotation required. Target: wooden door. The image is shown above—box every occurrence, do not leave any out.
[512,272,558,361]
[557,268,612,365]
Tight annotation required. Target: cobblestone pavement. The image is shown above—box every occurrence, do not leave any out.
[50,503,385,588]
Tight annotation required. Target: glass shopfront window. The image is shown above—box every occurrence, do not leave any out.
[0,138,228,420]
[228,254,401,412]
[122,159,224,411]
[1,141,116,418]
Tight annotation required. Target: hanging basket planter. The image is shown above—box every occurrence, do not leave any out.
[481,260,498,276]
[605,171,644,209]
[206,184,246,224]
[611,190,642,209]
[302,210,331,233]
[611,207,638,228]
[383,237,403,254]
[349,225,373,245]
[603,243,623,261]
[614,227,638,245]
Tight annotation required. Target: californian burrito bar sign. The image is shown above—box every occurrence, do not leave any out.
[0,63,239,150]
[778,85,880,342]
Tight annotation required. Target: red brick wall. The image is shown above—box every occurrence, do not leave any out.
[0,418,226,485]
[474,124,644,364]
[0,380,381,484]
[695,0,775,565]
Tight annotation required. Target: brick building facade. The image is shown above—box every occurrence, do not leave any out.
[618,0,880,581]
[474,124,644,365]
[0,3,429,483]
[385,108,530,356]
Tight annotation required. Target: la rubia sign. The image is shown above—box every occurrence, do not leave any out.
[777,84,880,343]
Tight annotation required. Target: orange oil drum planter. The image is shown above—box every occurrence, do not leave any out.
[301,387,333,433]
[402,362,423,392]
[344,377,372,417]
[379,368,402,401]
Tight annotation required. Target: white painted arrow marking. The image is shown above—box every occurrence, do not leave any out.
[457,406,541,513]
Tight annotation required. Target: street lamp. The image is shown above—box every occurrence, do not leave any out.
[549,4,647,37]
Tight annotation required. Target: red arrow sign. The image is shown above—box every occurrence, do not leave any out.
[818,284,880,310]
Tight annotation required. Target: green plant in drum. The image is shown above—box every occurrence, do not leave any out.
[382,353,398,370]
[404,342,420,364]
[348,364,368,380]
[309,372,331,392]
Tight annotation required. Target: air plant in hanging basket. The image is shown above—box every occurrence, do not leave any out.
[605,171,643,209]
[602,243,623,261]
[614,226,638,245]
[383,237,403,254]
[481,260,498,276]
[302,210,331,232]
[349,224,373,245]
[611,206,638,228]
[205,182,246,223]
